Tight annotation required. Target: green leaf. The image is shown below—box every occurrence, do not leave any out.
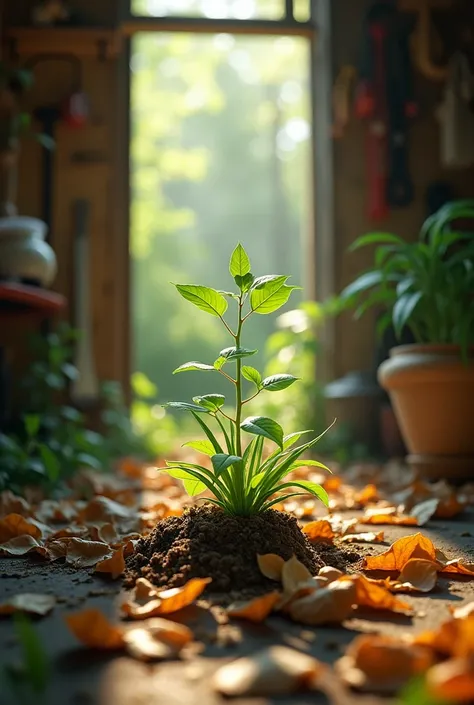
[12,613,50,694]
[288,459,331,472]
[218,290,240,299]
[76,453,102,470]
[282,430,313,450]
[211,453,242,476]
[241,416,283,449]
[38,445,60,483]
[250,274,284,290]
[340,271,384,300]
[234,272,254,292]
[173,361,215,374]
[182,440,215,456]
[250,276,300,315]
[241,366,262,388]
[192,394,225,412]
[218,346,258,363]
[174,284,228,318]
[190,411,224,454]
[24,414,40,437]
[161,467,207,496]
[393,291,423,337]
[163,401,210,413]
[278,480,329,506]
[261,374,299,392]
[213,356,226,370]
[229,243,251,277]
[349,232,403,251]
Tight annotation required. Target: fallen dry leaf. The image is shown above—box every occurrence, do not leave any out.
[122,577,211,619]
[95,546,126,579]
[227,592,280,623]
[413,616,474,658]
[337,634,434,693]
[426,656,474,702]
[289,579,356,626]
[65,608,125,649]
[302,520,334,543]
[410,498,439,526]
[340,532,384,544]
[397,558,438,593]
[360,506,418,526]
[0,593,56,616]
[213,645,323,697]
[79,496,133,523]
[348,575,412,614]
[123,618,193,661]
[0,491,31,517]
[0,513,44,542]
[89,523,119,544]
[318,566,344,583]
[0,535,49,557]
[439,559,474,577]
[282,555,312,594]
[363,533,437,571]
[355,484,379,505]
[435,495,465,519]
[257,553,284,581]
[65,538,113,568]
[451,602,474,619]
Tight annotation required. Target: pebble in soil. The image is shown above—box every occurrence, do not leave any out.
[125,505,358,603]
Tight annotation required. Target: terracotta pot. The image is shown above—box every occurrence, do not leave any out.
[378,344,474,479]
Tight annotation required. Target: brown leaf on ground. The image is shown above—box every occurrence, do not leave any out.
[360,506,418,526]
[396,558,438,593]
[89,523,119,544]
[0,593,56,616]
[318,566,344,583]
[302,520,334,543]
[340,532,384,544]
[410,499,439,526]
[0,535,49,557]
[79,496,134,523]
[257,553,285,581]
[288,580,357,626]
[435,495,465,519]
[94,546,126,579]
[336,634,434,693]
[227,592,281,623]
[0,491,31,517]
[65,538,113,568]
[451,603,474,619]
[123,618,193,661]
[413,616,474,658]
[347,576,413,614]
[363,533,437,571]
[65,608,125,649]
[439,559,474,577]
[134,577,159,603]
[355,484,379,505]
[426,657,474,702]
[213,645,324,697]
[282,555,313,594]
[49,526,88,540]
[0,513,44,541]
[122,577,211,619]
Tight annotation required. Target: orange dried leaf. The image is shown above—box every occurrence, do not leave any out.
[282,555,312,594]
[302,520,334,543]
[65,608,124,649]
[340,531,384,544]
[324,476,342,492]
[337,635,434,693]
[0,593,56,616]
[213,645,323,697]
[89,523,119,544]
[257,553,284,581]
[350,575,413,614]
[79,496,133,523]
[0,535,49,557]
[0,491,31,517]
[318,566,345,583]
[0,513,43,542]
[451,602,474,619]
[413,616,474,658]
[360,507,418,526]
[65,538,113,567]
[439,559,474,577]
[427,657,474,702]
[289,580,356,626]
[95,546,126,580]
[227,592,280,623]
[435,495,464,519]
[123,577,211,619]
[355,484,379,505]
[363,533,437,571]
[397,558,438,593]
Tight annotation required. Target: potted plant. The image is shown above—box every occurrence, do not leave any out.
[125,245,347,595]
[339,200,474,480]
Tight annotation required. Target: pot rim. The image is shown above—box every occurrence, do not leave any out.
[389,343,474,357]
[0,216,48,240]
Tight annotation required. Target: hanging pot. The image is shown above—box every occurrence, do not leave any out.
[0,216,57,287]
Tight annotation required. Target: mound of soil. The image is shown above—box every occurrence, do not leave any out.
[125,506,358,600]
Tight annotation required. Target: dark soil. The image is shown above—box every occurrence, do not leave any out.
[125,505,358,601]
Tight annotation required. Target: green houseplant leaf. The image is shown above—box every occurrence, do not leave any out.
[261,374,299,391]
[174,284,228,317]
[241,366,262,388]
[173,361,215,374]
[241,416,284,449]
[192,394,225,412]
[229,243,251,277]
[250,276,300,315]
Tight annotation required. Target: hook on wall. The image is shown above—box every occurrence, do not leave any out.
[399,0,452,81]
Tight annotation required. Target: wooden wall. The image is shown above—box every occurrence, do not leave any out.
[331,0,474,380]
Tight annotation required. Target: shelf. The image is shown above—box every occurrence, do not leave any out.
[0,282,66,316]
[5,27,122,60]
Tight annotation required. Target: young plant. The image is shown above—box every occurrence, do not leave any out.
[160,244,332,516]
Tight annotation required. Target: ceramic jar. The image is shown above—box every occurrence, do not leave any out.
[0,215,57,287]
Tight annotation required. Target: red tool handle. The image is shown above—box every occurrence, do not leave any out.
[366,120,389,221]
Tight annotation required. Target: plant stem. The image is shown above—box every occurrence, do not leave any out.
[235,296,244,511]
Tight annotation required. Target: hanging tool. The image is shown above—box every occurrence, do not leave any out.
[399,0,451,82]
[70,199,99,406]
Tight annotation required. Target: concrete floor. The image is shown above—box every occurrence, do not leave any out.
[1,511,473,705]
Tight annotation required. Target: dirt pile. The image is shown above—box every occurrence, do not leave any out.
[125,505,357,600]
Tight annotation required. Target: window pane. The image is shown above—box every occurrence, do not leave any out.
[132,0,285,19]
[131,33,311,406]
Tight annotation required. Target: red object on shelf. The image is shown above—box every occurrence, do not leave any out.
[0,282,66,317]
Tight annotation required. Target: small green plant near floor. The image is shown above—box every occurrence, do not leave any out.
[2,613,50,704]
[159,243,332,516]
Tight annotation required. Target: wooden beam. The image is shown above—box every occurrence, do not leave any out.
[122,16,316,38]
